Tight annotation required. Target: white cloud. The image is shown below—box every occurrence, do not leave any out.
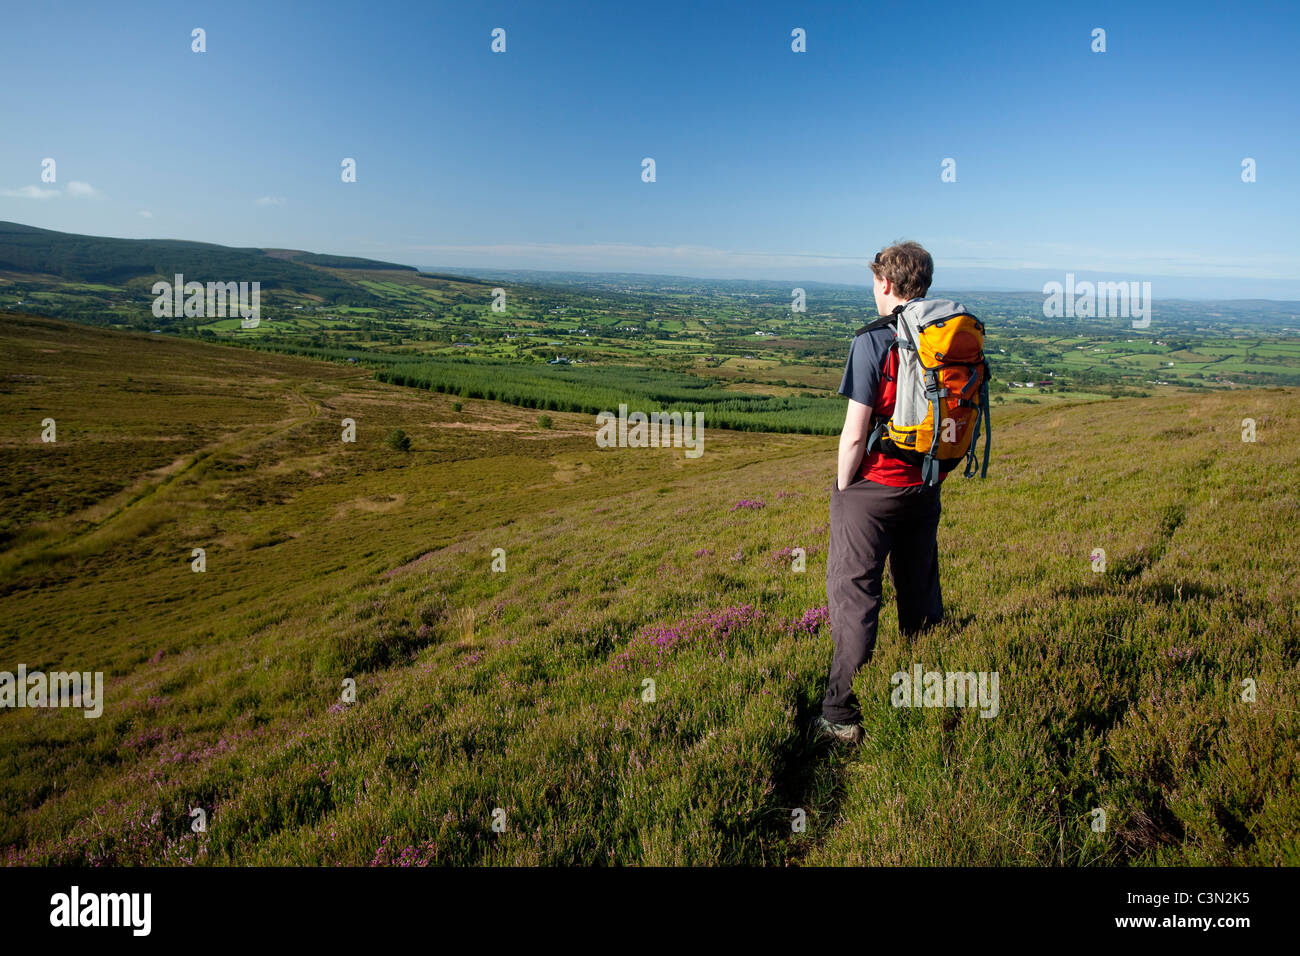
[66,180,100,198]
[2,184,59,199]
[138,210,153,218]
[255,195,286,206]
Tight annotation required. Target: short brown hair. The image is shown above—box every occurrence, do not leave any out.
[869,241,933,300]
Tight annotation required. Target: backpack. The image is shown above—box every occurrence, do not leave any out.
[857,298,991,486]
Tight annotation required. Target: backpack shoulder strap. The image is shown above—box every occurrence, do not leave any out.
[855,316,894,336]
[855,303,908,337]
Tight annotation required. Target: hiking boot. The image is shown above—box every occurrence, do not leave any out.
[814,715,863,744]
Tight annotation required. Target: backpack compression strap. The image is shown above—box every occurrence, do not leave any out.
[961,362,992,479]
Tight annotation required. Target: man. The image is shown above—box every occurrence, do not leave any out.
[815,240,946,745]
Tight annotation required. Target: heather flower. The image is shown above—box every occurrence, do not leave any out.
[769,545,819,566]
[611,604,762,670]
[370,834,440,867]
[784,605,829,636]
[454,652,484,670]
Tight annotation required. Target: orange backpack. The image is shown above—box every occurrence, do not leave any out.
[860,298,991,486]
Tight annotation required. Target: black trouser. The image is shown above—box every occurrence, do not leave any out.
[821,475,943,725]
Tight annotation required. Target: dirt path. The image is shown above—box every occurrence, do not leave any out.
[0,385,322,578]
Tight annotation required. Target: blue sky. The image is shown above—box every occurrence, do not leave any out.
[2,0,1297,297]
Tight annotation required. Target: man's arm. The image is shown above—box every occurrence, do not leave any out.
[838,398,872,490]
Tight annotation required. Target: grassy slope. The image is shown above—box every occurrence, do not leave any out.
[0,312,1296,866]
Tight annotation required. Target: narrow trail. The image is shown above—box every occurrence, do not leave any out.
[0,385,322,579]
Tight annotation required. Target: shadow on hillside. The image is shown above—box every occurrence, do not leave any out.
[929,610,976,637]
[769,694,856,865]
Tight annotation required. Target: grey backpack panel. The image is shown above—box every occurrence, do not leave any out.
[891,298,967,427]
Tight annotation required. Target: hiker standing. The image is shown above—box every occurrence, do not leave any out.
[815,241,990,744]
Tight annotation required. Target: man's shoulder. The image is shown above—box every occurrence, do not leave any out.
[853,317,897,338]
[850,324,895,360]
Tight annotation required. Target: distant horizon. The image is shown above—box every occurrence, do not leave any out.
[422,261,1300,304]
[4,216,1298,304]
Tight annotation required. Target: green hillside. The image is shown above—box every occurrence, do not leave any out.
[262,250,418,272]
[0,221,384,296]
[1,312,1296,866]
[0,221,500,331]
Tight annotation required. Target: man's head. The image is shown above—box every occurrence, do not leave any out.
[870,240,933,316]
